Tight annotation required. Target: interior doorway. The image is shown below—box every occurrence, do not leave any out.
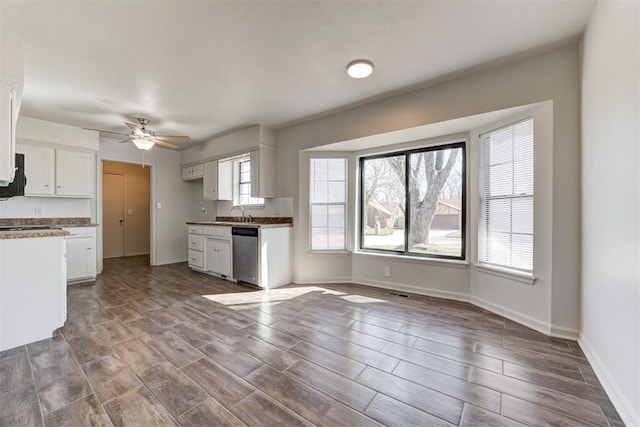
[102,161,151,260]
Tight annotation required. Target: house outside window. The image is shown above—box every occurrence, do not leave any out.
[479,118,534,272]
[359,142,465,259]
[309,158,347,251]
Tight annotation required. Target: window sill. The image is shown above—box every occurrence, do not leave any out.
[353,251,469,269]
[307,250,351,256]
[474,263,536,285]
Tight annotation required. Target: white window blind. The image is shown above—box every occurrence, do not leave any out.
[310,158,347,251]
[480,118,534,272]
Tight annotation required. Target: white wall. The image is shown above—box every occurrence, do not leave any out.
[98,137,192,266]
[277,45,581,337]
[580,1,640,425]
[180,125,275,166]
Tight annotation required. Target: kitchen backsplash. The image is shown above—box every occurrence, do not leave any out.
[216,197,293,218]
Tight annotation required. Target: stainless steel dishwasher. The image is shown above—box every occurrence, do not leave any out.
[232,227,258,287]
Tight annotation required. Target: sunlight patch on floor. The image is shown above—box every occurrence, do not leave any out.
[201,286,346,306]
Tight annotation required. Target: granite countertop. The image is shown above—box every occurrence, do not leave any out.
[0,218,98,228]
[0,229,70,240]
[186,221,292,229]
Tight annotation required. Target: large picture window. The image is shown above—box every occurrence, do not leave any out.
[479,118,534,272]
[310,158,347,251]
[360,142,465,259]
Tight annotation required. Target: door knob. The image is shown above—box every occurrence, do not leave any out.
[119,219,123,224]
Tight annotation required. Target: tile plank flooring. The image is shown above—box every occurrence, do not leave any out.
[0,256,623,426]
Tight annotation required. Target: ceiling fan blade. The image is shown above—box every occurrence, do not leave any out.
[83,128,130,136]
[125,122,143,135]
[118,139,134,144]
[155,135,191,141]
[152,139,179,149]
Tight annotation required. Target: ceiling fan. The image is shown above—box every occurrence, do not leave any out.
[86,118,190,150]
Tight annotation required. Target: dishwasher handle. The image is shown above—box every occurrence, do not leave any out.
[231,227,258,237]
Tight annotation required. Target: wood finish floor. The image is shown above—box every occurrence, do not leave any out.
[0,256,623,426]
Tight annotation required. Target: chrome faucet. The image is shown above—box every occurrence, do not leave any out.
[231,205,245,221]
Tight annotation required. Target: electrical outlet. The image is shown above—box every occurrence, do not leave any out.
[384,266,391,277]
[34,207,43,216]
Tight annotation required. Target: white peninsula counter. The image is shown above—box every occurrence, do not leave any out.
[0,229,68,351]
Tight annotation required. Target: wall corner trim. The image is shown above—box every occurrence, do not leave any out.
[578,335,640,427]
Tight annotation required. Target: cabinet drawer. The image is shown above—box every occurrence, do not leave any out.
[203,226,232,239]
[188,250,203,268]
[188,234,203,251]
[63,227,96,238]
[215,227,232,238]
[188,225,203,234]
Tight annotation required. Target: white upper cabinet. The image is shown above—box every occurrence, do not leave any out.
[0,36,24,187]
[55,149,94,198]
[203,160,218,200]
[182,164,204,181]
[217,159,233,201]
[250,145,275,198]
[16,143,95,199]
[18,144,55,196]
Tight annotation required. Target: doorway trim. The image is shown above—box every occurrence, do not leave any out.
[96,156,157,273]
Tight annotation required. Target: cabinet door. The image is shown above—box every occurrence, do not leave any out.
[203,160,218,200]
[181,167,192,180]
[217,160,233,201]
[191,163,204,179]
[66,237,94,281]
[205,237,219,273]
[250,149,260,197]
[250,146,275,198]
[18,144,55,196]
[216,240,231,277]
[56,150,94,197]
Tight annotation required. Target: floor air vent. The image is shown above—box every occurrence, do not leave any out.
[388,291,411,298]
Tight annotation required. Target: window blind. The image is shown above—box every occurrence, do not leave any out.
[310,158,347,251]
[480,118,534,272]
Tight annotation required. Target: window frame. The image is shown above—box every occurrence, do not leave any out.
[234,156,264,207]
[308,157,348,252]
[358,141,466,261]
[478,117,534,274]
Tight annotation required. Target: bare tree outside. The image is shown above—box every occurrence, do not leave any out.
[362,146,463,257]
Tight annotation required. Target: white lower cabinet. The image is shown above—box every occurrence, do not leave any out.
[187,225,232,279]
[64,227,96,283]
[205,237,231,277]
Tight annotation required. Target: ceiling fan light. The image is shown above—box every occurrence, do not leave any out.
[132,138,155,150]
[347,59,374,78]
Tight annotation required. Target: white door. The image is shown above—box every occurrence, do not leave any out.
[66,238,93,280]
[103,173,125,258]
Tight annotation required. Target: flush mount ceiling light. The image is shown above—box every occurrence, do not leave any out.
[347,59,374,79]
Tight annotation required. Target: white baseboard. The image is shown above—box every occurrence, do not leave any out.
[471,295,551,336]
[293,276,352,285]
[154,257,187,266]
[549,324,580,340]
[579,336,639,427]
[351,276,470,303]
[125,251,150,257]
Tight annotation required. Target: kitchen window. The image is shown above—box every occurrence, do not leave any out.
[237,158,263,206]
[479,118,534,272]
[359,142,465,260]
[309,158,347,251]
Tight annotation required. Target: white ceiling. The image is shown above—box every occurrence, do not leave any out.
[2,1,595,148]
